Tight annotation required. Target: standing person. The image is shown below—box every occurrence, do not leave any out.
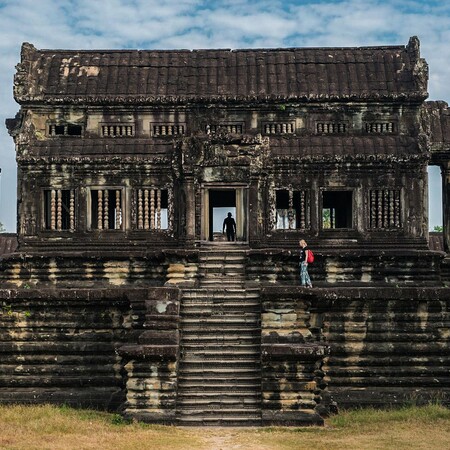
[299,239,312,287]
[223,212,237,242]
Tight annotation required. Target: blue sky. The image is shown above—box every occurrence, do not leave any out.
[0,0,448,231]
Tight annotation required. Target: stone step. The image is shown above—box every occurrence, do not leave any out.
[178,405,261,419]
[180,313,260,319]
[181,294,260,302]
[180,306,261,315]
[177,399,260,408]
[182,343,260,351]
[180,359,260,368]
[182,312,260,320]
[177,382,261,391]
[181,351,260,360]
[178,374,260,382]
[181,337,260,346]
[179,364,260,373]
[198,284,247,290]
[181,328,260,336]
[181,290,260,298]
[177,412,261,426]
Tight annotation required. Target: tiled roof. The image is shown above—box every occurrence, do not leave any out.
[26,139,173,159]
[0,234,18,256]
[15,37,427,105]
[269,135,419,158]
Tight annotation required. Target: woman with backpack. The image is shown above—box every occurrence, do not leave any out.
[299,239,313,288]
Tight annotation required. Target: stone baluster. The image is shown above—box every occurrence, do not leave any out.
[394,190,400,227]
[370,190,376,229]
[57,189,62,230]
[300,191,306,229]
[50,189,56,230]
[383,190,389,228]
[115,190,121,229]
[97,190,103,230]
[103,189,109,229]
[377,190,383,228]
[150,189,155,229]
[156,189,161,230]
[70,189,75,231]
[144,189,149,230]
[138,189,143,229]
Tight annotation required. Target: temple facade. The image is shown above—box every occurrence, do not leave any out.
[1,37,449,425]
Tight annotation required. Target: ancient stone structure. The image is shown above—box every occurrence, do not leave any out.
[1,37,450,425]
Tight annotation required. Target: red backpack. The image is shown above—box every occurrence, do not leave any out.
[307,250,314,264]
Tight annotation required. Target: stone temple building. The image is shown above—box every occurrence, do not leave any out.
[1,37,450,425]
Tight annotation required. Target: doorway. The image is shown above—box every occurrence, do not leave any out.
[202,187,248,242]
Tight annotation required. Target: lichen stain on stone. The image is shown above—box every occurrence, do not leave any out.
[156,302,169,314]
[78,66,100,77]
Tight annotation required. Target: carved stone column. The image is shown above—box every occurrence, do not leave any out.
[184,175,196,244]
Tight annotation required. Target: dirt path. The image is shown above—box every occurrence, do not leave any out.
[197,428,275,450]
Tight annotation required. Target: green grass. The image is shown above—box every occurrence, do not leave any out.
[0,404,449,450]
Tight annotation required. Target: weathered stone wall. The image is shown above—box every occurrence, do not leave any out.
[0,252,199,287]
[248,250,444,286]
[0,288,132,410]
[262,287,450,409]
[118,287,181,424]
[320,288,450,408]
[261,289,329,425]
[261,286,450,413]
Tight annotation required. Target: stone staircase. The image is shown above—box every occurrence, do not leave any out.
[176,246,262,425]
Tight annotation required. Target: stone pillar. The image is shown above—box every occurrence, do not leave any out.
[260,286,332,425]
[442,163,450,252]
[118,287,180,424]
[248,175,262,245]
[184,175,196,244]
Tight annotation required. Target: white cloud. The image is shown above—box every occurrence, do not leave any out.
[0,0,449,230]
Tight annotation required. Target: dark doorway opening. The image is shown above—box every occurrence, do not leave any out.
[322,191,353,229]
[209,189,236,241]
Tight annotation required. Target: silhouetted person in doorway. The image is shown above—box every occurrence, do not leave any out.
[223,212,237,241]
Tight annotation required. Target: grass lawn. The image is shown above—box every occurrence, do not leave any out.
[0,404,449,450]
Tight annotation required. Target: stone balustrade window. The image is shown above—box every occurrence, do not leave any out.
[43,189,75,231]
[365,122,395,133]
[263,123,295,135]
[101,124,134,137]
[136,188,169,230]
[48,123,83,137]
[152,124,185,137]
[206,124,243,134]
[369,189,401,229]
[90,189,123,230]
[275,189,310,230]
[316,122,347,134]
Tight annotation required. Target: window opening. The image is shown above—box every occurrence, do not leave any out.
[263,123,295,135]
[102,125,134,137]
[322,191,353,229]
[207,124,243,134]
[136,188,168,230]
[152,124,185,137]
[275,189,309,230]
[49,123,82,136]
[44,189,75,231]
[316,122,347,134]
[365,122,395,133]
[369,189,401,229]
[90,189,123,230]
